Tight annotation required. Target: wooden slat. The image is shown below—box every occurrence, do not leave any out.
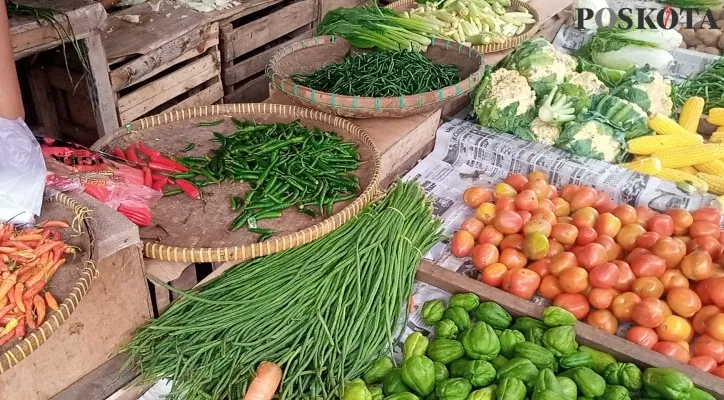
[28,67,61,138]
[84,34,120,137]
[50,355,136,400]
[117,52,220,123]
[223,0,317,62]
[320,0,367,19]
[110,23,220,91]
[169,78,224,111]
[416,261,724,399]
[223,74,270,103]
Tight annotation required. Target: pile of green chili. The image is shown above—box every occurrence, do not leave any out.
[174,119,361,239]
[292,51,461,97]
[122,181,443,400]
[676,57,724,112]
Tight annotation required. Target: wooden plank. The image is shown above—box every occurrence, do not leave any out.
[224,74,270,103]
[117,53,220,123]
[45,66,84,92]
[50,355,137,400]
[170,78,224,111]
[320,0,367,19]
[215,0,286,26]
[416,261,724,399]
[224,28,314,86]
[224,0,317,62]
[84,34,120,137]
[109,23,220,91]
[28,67,61,138]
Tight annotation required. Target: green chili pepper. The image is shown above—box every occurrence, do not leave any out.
[181,143,196,152]
[249,227,274,235]
[197,119,224,127]
[163,189,183,197]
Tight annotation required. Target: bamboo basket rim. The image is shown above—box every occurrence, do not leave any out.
[91,103,382,263]
[0,192,98,374]
[386,0,541,54]
[265,35,485,115]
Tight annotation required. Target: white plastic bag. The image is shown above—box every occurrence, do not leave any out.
[0,118,46,225]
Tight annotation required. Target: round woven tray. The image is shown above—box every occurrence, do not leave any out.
[91,103,381,263]
[386,0,540,54]
[0,192,97,374]
[266,35,485,118]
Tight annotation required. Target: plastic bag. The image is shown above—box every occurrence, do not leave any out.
[0,118,46,225]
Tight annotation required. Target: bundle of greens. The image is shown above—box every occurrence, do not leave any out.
[609,65,674,117]
[292,51,461,97]
[122,181,443,400]
[676,58,724,112]
[656,0,724,8]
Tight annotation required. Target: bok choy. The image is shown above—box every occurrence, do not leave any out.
[578,27,682,73]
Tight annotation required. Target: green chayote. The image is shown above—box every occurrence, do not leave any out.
[467,385,497,400]
[444,307,471,332]
[369,386,383,400]
[532,369,562,400]
[342,379,372,400]
[491,355,509,371]
[449,359,471,377]
[385,393,420,400]
[558,352,593,370]
[498,329,526,359]
[364,357,394,384]
[496,358,538,389]
[422,300,446,325]
[434,362,450,383]
[513,342,555,371]
[384,369,412,396]
[687,387,716,400]
[450,293,480,312]
[402,355,436,396]
[524,326,546,346]
[642,368,693,400]
[598,385,630,400]
[557,376,577,400]
[496,377,526,400]
[436,319,460,339]
[578,346,615,375]
[475,302,512,330]
[542,325,578,357]
[428,339,466,364]
[437,378,473,400]
[462,360,496,388]
[542,306,577,327]
[602,362,642,391]
[511,316,547,334]
[404,332,430,361]
[559,367,606,397]
[461,322,500,361]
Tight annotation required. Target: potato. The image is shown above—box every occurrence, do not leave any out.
[702,46,721,55]
[719,8,724,19]
[680,28,700,46]
[697,28,722,46]
[719,31,724,49]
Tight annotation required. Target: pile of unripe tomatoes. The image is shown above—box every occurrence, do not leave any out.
[450,171,724,377]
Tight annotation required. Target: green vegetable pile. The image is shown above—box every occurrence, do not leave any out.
[348,299,715,400]
[676,58,724,113]
[122,181,443,399]
[177,119,361,238]
[292,51,461,97]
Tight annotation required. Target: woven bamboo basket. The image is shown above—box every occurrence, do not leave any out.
[386,0,540,54]
[91,103,381,263]
[266,35,485,118]
[0,192,97,374]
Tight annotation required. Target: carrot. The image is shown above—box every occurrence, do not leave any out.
[39,220,70,229]
[23,280,45,300]
[0,330,15,346]
[34,295,45,326]
[44,259,65,280]
[0,247,15,254]
[15,316,25,338]
[1,318,18,335]
[33,241,61,257]
[242,362,282,400]
[44,293,59,311]
[0,296,6,308]
[14,283,24,312]
[0,274,17,299]
[24,298,34,329]
[0,304,13,319]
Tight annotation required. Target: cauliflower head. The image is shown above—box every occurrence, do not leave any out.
[498,38,568,96]
[610,66,674,117]
[557,53,579,78]
[530,118,561,146]
[589,94,651,140]
[556,112,627,163]
[474,67,537,134]
[567,72,608,97]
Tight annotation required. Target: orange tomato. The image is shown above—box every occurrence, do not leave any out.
[524,232,550,261]
[659,269,690,293]
[478,225,504,246]
[472,243,500,271]
[687,236,722,260]
[576,242,608,270]
[691,207,722,225]
[496,197,516,211]
[537,198,556,214]
[595,235,624,262]
[517,210,532,226]
[500,234,525,251]
[666,208,694,235]
[630,253,667,278]
[494,210,524,235]
[688,356,717,372]
[514,189,539,212]
[652,341,691,363]
[560,184,580,202]
[475,203,497,224]
[656,315,692,342]
[626,326,659,349]
[632,298,667,328]
[558,216,573,224]
[652,237,686,269]
[559,266,589,294]
[594,192,616,214]
[632,277,664,299]
[594,213,622,238]
[693,305,721,334]
[570,187,598,211]
[635,206,658,227]
[481,262,508,287]
[501,268,541,299]
[523,220,552,237]
[451,231,475,257]
[589,263,620,289]
[554,292,590,320]
[463,186,492,208]
[666,287,702,318]
[695,280,714,306]
[576,227,599,247]
[531,209,557,226]
[523,179,550,200]
[499,248,527,269]
[706,313,724,341]
[613,261,636,292]
[588,287,618,309]
[611,292,642,322]
[527,171,549,182]
[552,198,571,217]
[572,207,599,229]
[616,224,647,252]
[627,248,651,263]
[713,365,724,379]
[613,204,638,226]
[546,239,564,259]
[539,274,563,300]
[547,185,558,200]
[494,182,518,199]
[635,232,661,250]
[708,277,724,308]
[504,173,528,192]
[692,334,724,363]
[681,251,714,281]
[647,214,675,237]
[529,258,551,278]
[690,221,720,239]
[461,218,485,239]
[587,309,618,334]
[550,252,578,276]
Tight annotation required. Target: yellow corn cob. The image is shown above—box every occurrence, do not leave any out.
[678,165,699,175]
[619,157,663,175]
[695,159,724,176]
[651,144,724,168]
[711,131,724,143]
[627,134,704,155]
[678,97,705,133]
[649,113,696,136]
[654,168,709,192]
[697,173,724,195]
[708,107,724,126]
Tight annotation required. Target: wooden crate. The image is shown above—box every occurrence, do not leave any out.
[320,0,367,19]
[219,0,319,103]
[145,261,222,317]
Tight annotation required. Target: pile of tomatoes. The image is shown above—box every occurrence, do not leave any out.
[450,171,724,377]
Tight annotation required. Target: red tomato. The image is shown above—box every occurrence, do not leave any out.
[690,221,720,239]
[636,232,661,250]
[665,208,694,235]
[494,210,524,235]
[712,365,724,378]
[546,239,564,258]
[539,274,563,300]
[633,277,665,299]
[558,216,573,224]
[616,224,647,252]
[500,234,524,251]
[626,326,659,349]
[517,210,532,226]
[636,206,658,227]
[481,263,508,287]
[594,192,616,214]
[460,218,485,238]
[496,197,516,211]
[595,235,623,261]
[688,236,722,260]
[472,243,500,271]
[696,280,714,306]
[613,260,636,292]
[681,251,714,281]
[527,171,548,183]
[708,277,724,308]
[652,341,691,363]
[692,207,722,225]
[652,237,686,269]
[589,262,620,289]
[504,173,528,192]
[560,184,580,202]
[478,225,504,246]
[630,253,667,278]
[550,252,578,276]
[707,313,724,341]
[529,258,552,277]
[570,187,598,211]
[559,266,589,293]
[451,231,475,257]
[523,220,552,237]
[647,214,675,237]
[596,213,622,238]
[659,269,690,293]
[611,292,642,322]
[515,189,539,212]
[587,309,618,334]
[463,186,492,208]
[588,287,618,309]
[554,293,590,320]
[692,334,724,363]
[537,198,556,214]
[693,305,721,334]
[688,356,717,372]
[501,268,541,299]
[572,207,599,229]
[576,243,608,270]
[476,203,497,224]
[523,179,550,200]
[667,287,702,318]
[576,227,599,247]
[547,185,558,199]
[627,248,651,264]
[613,204,638,226]
[632,298,667,328]
[531,209,557,226]
[499,248,527,269]
[552,198,571,217]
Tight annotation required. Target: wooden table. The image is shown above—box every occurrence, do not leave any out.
[10,0,118,137]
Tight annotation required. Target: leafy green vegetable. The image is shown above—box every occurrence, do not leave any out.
[589,94,650,139]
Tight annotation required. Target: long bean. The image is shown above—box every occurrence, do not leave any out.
[121,181,443,400]
[676,57,724,112]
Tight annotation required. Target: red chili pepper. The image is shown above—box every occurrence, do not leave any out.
[176,179,201,199]
[150,154,188,173]
[0,330,15,346]
[148,161,185,173]
[125,143,140,163]
[137,141,161,158]
[75,164,108,172]
[151,176,169,191]
[112,147,126,159]
[142,166,153,188]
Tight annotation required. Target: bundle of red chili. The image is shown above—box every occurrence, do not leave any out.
[0,220,70,347]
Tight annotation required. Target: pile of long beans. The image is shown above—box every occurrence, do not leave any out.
[121,181,443,399]
[176,119,361,238]
[292,51,461,97]
[676,57,724,112]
